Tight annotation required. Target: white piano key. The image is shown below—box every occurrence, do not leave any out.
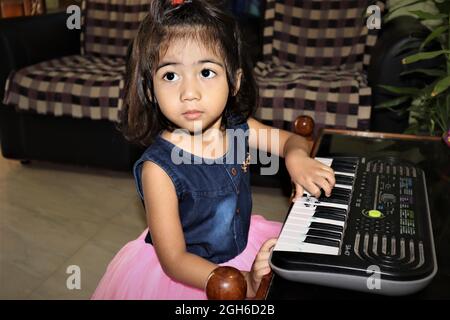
[280,230,306,239]
[315,157,356,177]
[292,199,348,212]
[274,239,339,255]
[303,187,352,197]
[334,171,355,177]
[315,157,333,166]
[290,210,342,220]
[281,228,342,241]
[287,214,345,227]
[293,197,348,210]
[334,183,352,190]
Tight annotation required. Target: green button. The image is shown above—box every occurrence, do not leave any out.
[368,210,382,218]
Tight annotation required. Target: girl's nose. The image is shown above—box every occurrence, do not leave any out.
[180,78,201,101]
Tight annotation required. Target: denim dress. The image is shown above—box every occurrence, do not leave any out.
[133,121,252,264]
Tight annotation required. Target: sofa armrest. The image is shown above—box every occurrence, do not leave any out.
[0,12,81,101]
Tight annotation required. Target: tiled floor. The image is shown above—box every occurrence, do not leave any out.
[0,155,290,299]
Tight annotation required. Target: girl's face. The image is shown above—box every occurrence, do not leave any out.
[153,38,239,134]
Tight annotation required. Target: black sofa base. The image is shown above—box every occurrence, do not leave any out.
[0,105,144,171]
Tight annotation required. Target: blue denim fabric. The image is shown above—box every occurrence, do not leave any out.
[133,121,252,264]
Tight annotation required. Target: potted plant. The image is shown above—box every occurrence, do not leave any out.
[376,0,450,145]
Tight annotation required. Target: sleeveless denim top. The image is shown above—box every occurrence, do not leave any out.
[133,120,251,264]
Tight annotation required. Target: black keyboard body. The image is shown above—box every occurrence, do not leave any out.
[270,157,438,295]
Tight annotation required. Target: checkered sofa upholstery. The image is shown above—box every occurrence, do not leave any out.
[3,0,150,122]
[254,0,380,134]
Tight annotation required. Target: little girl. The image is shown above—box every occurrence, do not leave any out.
[92,0,335,300]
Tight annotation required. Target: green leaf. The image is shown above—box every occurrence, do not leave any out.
[375,96,411,109]
[430,118,436,135]
[422,80,440,96]
[383,0,426,21]
[378,85,421,95]
[420,25,448,50]
[389,0,426,13]
[402,50,450,64]
[394,40,423,58]
[431,75,450,96]
[409,10,448,20]
[400,68,447,77]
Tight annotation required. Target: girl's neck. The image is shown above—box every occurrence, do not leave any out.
[161,126,228,160]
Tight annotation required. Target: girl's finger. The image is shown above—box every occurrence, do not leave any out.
[256,251,271,261]
[320,168,336,187]
[260,238,278,252]
[294,183,304,200]
[315,176,332,197]
[305,181,321,198]
[321,164,334,175]
[255,267,271,278]
[252,260,270,272]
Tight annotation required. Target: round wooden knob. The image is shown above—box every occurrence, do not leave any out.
[294,115,315,137]
[206,266,247,300]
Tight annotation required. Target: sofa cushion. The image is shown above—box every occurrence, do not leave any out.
[254,60,371,134]
[262,0,378,70]
[3,54,125,121]
[81,0,151,58]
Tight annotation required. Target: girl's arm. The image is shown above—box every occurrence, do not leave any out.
[141,161,218,290]
[247,117,310,158]
[247,117,335,198]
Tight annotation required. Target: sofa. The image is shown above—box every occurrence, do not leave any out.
[0,2,433,173]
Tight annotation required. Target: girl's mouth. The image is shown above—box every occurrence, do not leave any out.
[182,110,203,120]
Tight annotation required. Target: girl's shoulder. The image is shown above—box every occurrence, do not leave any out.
[133,136,185,200]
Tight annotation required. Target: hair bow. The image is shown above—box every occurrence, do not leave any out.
[172,0,190,5]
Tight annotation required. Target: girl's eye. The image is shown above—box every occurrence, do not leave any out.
[201,69,216,79]
[163,72,179,82]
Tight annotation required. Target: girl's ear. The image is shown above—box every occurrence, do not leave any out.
[233,69,243,96]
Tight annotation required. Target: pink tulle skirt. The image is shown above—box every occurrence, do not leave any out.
[91,215,282,300]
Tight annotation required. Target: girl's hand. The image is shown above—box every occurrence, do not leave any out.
[247,238,277,297]
[285,149,336,199]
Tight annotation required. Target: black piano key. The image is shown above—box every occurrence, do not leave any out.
[309,222,344,233]
[304,236,340,247]
[317,195,348,205]
[315,206,347,215]
[331,163,356,173]
[333,159,358,167]
[306,229,342,240]
[331,187,351,196]
[314,211,346,221]
[314,209,346,219]
[333,158,356,165]
[334,157,359,165]
[335,175,354,185]
[305,187,350,201]
[323,192,350,201]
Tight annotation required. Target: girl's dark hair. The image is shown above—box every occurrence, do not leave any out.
[118,0,258,147]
